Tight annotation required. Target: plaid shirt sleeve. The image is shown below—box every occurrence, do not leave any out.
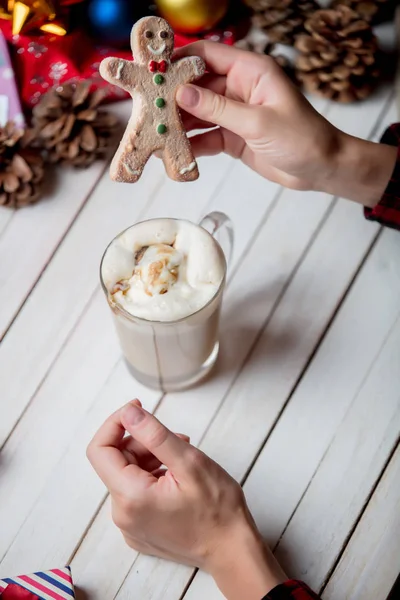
[262,579,321,600]
[364,123,400,230]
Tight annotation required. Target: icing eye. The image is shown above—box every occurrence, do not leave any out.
[160,30,168,39]
[145,30,153,38]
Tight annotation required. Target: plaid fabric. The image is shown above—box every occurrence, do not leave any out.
[364,123,400,230]
[263,579,321,599]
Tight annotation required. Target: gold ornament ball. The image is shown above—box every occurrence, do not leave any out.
[156,0,229,33]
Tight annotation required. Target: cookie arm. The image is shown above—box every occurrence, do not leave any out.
[99,58,136,91]
[174,56,206,85]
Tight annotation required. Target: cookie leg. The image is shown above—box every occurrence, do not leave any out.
[162,132,199,182]
[109,116,151,183]
[110,143,151,183]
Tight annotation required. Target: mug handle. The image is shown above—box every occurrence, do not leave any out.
[199,211,234,267]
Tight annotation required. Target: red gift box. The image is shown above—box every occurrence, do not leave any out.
[0,28,25,125]
[1,583,39,599]
[0,566,75,599]
[0,20,236,110]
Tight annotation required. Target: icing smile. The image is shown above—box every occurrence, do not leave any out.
[147,43,166,55]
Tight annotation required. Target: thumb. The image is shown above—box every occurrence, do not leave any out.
[121,404,191,474]
[176,84,257,139]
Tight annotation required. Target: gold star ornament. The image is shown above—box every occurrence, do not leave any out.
[0,0,68,35]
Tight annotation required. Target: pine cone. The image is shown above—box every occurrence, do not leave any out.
[0,122,44,209]
[235,37,296,81]
[331,0,395,24]
[244,0,320,45]
[235,37,275,55]
[295,6,380,103]
[31,82,117,168]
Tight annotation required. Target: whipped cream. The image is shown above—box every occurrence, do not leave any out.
[101,219,225,322]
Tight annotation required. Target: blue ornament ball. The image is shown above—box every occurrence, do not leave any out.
[87,0,149,46]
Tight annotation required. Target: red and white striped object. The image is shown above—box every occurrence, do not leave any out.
[0,566,75,599]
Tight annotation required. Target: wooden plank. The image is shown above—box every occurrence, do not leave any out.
[0,355,160,576]
[70,93,393,600]
[0,151,254,576]
[125,96,397,600]
[0,102,134,340]
[70,189,330,599]
[173,192,398,600]
[0,145,236,450]
[0,208,13,237]
[62,95,320,594]
[192,198,379,486]
[1,89,390,596]
[0,159,107,337]
[242,228,400,549]
[184,570,225,600]
[143,152,234,222]
[69,497,135,600]
[0,292,121,565]
[118,208,391,600]
[324,444,400,600]
[0,95,325,449]
[184,217,400,598]
[272,312,400,590]
[0,152,283,583]
[117,554,193,600]
[153,190,333,441]
[0,154,164,448]
[150,91,393,450]
[180,210,400,600]
[75,507,194,600]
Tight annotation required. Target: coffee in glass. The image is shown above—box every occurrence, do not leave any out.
[100,213,233,392]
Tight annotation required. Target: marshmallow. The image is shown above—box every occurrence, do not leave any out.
[101,219,225,322]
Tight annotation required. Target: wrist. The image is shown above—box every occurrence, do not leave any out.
[207,511,286,600]
[319,131,397,208]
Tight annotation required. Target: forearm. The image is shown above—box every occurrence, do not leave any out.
[320,132,397,208]
[208,518,286,600]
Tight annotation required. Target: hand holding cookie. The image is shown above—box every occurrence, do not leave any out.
[100,17,205,184]
[175,42,397,208]
[174,41,340,194]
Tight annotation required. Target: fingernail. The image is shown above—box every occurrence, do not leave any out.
[123,404,145,426]
[177,85,200,108]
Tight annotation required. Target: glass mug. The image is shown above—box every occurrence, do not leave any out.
[100,212,234,392]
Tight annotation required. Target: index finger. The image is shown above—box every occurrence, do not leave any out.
[120,404,192,476]
[173,40,255,76]
[87,401,142,487]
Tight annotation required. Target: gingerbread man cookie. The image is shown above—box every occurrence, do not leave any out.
[100,17,206,183]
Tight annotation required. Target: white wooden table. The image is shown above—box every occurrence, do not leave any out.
[1,63,400,600]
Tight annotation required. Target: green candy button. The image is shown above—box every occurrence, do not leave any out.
[153,74,164,85]
[157,124,167,134]
[155,97,165,108]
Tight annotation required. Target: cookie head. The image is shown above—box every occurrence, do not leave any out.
[131,16,174,64]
